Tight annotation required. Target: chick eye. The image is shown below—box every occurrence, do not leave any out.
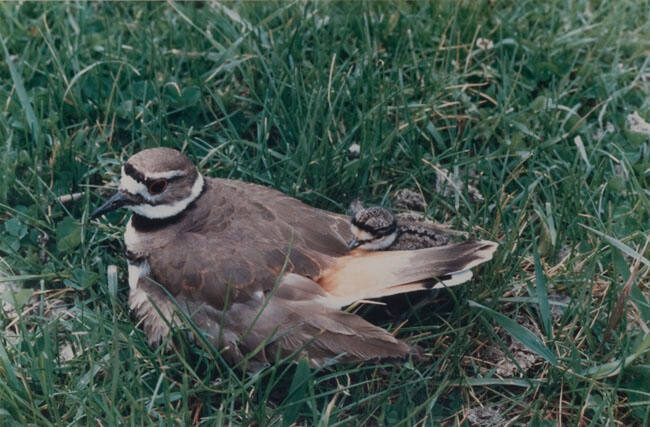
[147,178,167,195]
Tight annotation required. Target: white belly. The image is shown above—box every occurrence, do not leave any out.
[127,261,149,290]
[124,218,139,250]
[123,219,175,343]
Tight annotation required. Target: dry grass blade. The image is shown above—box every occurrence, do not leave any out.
[601,239,649,349]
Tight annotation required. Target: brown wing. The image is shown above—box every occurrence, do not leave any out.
[144,177,354,309]
[231,179,354,257]
[162,272,412,368]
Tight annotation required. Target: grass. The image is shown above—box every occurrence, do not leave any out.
[1,0,649,424]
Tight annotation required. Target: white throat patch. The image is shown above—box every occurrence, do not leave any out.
[359,231,398,250]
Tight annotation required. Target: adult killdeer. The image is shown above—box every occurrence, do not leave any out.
[92,147,498,369]
[348,205,451,251]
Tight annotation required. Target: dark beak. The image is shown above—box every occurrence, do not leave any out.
[91,191,132,219]
[347,239,361,250]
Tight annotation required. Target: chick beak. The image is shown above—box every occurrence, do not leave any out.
[347,238,361,250]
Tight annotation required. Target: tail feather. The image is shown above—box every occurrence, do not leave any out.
[319,240,497,307]
[382,269,474,297]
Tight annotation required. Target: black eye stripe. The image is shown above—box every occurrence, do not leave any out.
[352,218,396,231]
[144,176,176,188]
[374,225,397,236]
[144,175,184,187]
[353,222,397,236]
[124,163,145,183]
[123,164,185,187]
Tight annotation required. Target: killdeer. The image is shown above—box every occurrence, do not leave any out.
[92,148,498,369]
[348,205,452,251]
[348,204,471,321]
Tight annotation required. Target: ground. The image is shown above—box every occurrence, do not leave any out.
[1,1,649,425]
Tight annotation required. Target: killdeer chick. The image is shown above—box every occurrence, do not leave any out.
[348,204,468,322]
[92,148,498,370]
[348,205,451,251]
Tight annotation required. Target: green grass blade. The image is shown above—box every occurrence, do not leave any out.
[469,300,558,366]
[580,333,650,379]
[282,359,313,425]
[455,378,541,387]
[533,235,552,338]
[0,36,40,143]
[580,224,650,268]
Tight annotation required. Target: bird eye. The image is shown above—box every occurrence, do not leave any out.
[147,178,167,195]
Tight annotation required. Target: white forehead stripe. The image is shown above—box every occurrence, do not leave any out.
[146,170,186,180]
[119,167,148,195]
[129,173,204,219]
